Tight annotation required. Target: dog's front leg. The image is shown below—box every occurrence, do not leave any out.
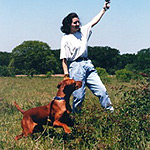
[66,102,72,114]
[53,120,71,134]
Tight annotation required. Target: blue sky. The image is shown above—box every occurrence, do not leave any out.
[0,0,150,54]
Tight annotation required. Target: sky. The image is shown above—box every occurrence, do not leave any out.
[0,0,150,54]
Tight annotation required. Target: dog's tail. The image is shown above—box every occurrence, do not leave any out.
[13,101,25,114]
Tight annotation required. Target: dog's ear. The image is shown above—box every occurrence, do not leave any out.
[57,81,64,88]
[57,83,61,88]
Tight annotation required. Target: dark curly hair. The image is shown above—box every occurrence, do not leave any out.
[61,12,79,34]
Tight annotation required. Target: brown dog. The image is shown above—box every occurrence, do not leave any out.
[14,79,82,141]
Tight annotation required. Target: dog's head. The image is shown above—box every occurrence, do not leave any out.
[57,79,82,94]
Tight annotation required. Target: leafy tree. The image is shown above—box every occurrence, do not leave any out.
[0,66,10,76]
[0,66,15,77]
[51,49,62,74]
[88,46,120,74]
[117,53,136,70]
[0,52,11,66]
[126,48,150,74]
[136,48,150,73]
[11,41,59,75]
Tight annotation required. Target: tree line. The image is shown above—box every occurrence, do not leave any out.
[0,40,150,77]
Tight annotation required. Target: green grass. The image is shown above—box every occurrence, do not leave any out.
[0,77,149,150]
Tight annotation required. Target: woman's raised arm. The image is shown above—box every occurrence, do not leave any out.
[90,2,110,27]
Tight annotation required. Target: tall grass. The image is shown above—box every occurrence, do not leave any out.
[0,77,149,149]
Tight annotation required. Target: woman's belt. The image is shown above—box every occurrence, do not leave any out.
[75,57,89,61]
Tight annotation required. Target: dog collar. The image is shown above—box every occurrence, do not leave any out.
[54,96,65,100]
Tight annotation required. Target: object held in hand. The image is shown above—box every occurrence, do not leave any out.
[105,0,110,3]
[104,0,110,11]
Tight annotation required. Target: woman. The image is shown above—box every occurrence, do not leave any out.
[60,2,114,113]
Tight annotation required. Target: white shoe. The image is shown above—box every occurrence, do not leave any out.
[106,106,114,113]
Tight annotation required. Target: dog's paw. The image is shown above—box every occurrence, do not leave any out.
[64,128,71,134]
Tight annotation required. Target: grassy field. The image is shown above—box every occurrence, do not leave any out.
[0,76,149,150]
